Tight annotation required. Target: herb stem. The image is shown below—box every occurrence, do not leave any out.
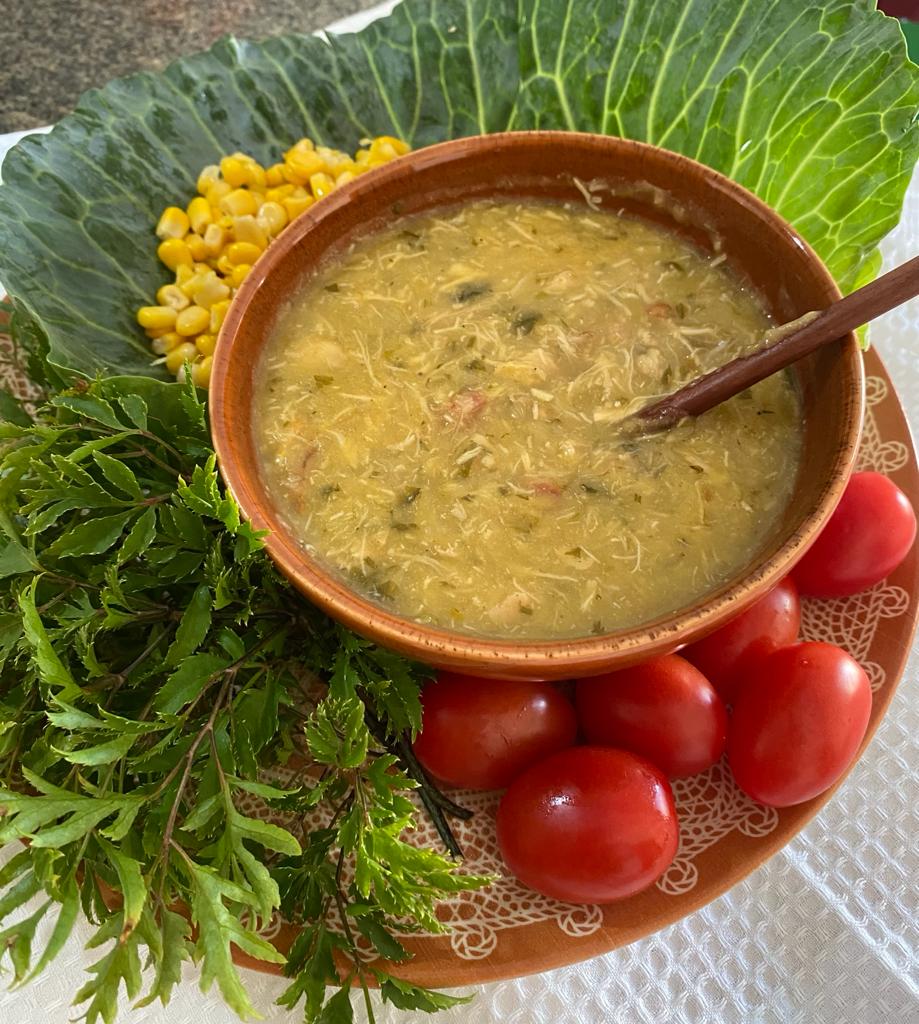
[156,677,231,903]
[333,848,376,1024]
[37,580,76,613]
[362,708,471,857]
[91,627,171,698]
[209,728,229,793]
[2,696,37,785]
[393,736,473,820]
[71,421,187,471]
[138,430,186,466]
[416,788,465,860]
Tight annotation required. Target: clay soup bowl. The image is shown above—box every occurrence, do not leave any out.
[210,131,864,680]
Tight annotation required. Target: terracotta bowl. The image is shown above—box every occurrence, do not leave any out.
[210,131,864,680]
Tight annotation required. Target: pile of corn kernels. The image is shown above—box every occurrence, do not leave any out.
[136,135,410,387]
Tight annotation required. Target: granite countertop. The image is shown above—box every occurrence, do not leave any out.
[0,0,382,133]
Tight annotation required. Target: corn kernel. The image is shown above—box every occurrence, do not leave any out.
[285,138,315,159]
[321,153,353,177]
[248,163,267,190]
[187,196,213,234]
[147,140,367,364]
[191,356,213,389]
[184,269,222,296]
[315,146,343,170]
[174,265,194,288]
[179,271,207,298]
[220,156,251,188]
[232,152,266,183]
[369,138,399,162]
[156,284,190,311]
[137,305,177,330]
[232,215,268,249]
[265,184,295,203]
[175,305,210,337]
[203,223,226,256]
[205,180,232,207]
[194,276,231,309]
[209,299,231,334]
[155,206,190,241]
[196,333,218,357]
[256,200,287,236]
[157,238,193,272]
[283,193,314,220]
[265,163,286,187]
[197,164,221,195]
[309,172,335,200]
[230,263,252,288]
[226,241,262,266]
[183,268,213,293]
[186,233,209,261]
[375,135,410,156]
[219,188,258,218]
[165,342,199,375]
[151,332,182,355]
[284,150,326,184]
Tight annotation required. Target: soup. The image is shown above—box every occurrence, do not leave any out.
[252,199,801,639]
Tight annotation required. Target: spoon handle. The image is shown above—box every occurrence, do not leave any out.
[638,252,919,430]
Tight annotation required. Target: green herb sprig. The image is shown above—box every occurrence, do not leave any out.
[0,371,488,1023]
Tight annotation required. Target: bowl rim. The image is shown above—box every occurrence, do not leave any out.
[210,130,865,676]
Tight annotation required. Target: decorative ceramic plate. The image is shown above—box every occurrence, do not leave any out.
[210,347,918,989]
[0,322,915,989]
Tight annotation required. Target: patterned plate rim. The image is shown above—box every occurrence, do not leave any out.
[1,318,914,991]
[229,345,919,989]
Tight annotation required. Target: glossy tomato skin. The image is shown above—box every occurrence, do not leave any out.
[575,655,727,778]
[496,746,678,903]
[728,642,871,807]
[412,673,577,790]
[683,578,801,703]
[793,471,916,597]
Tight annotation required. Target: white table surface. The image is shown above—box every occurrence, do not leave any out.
[1,2,917,1021]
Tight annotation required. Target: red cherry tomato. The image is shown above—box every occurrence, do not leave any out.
[683,578,801,703]
[728,641,871,807]
[575,655,727,778]
[496,746,678,903]
[412,673,577,790]
[793,471,916,597]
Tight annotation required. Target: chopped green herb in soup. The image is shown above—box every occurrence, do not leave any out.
[252,199,801,639]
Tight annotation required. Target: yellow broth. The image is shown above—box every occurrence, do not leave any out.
[252,199,801,639]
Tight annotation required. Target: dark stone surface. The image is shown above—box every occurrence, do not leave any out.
[0,0,385,132]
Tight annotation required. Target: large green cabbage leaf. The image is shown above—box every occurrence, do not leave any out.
[0,0,916,378]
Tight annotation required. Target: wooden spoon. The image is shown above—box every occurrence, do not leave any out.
[636,253,919,431]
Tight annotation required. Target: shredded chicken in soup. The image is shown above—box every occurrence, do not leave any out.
[252,199,801,639]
